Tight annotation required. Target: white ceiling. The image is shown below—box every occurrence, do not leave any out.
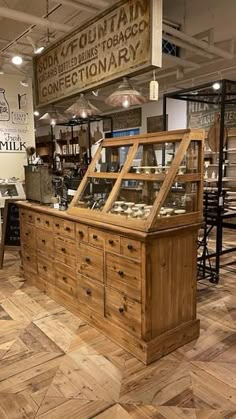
[0,0,236,117]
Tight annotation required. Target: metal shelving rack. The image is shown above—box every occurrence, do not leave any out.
[163,79,236,282]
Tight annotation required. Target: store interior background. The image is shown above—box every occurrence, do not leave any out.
[0,0,235,174]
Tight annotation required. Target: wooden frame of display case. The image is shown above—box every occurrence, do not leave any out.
[68,129,205,232]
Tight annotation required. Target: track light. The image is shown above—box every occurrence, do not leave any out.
[34,46,45,55]
[20,79,29,87]
[34,110,40,116]
[27,36,45,55]
[12,55,23,65]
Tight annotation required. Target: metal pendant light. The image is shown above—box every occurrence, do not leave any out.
[105,77,146,108]
[66,93,101,118]
[39,110,68,126]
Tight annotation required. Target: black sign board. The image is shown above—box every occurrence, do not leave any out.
[0,199,21,269]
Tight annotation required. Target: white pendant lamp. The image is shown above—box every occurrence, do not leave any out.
[105,77,146,108]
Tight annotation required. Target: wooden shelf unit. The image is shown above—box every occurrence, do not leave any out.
[19,129,204,364]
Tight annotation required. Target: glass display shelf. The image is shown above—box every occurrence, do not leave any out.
[68,129,205,231]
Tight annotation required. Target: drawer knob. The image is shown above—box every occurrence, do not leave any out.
[55,223,59,228]
[85,257,90,263]
[26,256,30,261]
[61,248,66,253]
[25,232,29,236]
[29,215,32,219]
[93,234,98,240]
[43,266,47,271]
[65,227,71,232]
[109,239,114,245]
[78,230,84,237]
[36,217,40,222]
[45,221,50,225]
[62,276,67,282]
[118,270,124,277]
[127,244,133,250]
[86,289,92,296]
[119,306,125,314]
[42,239,46,244]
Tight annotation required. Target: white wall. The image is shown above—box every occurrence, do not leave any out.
[141,98,186,133]
[0,74,35,180]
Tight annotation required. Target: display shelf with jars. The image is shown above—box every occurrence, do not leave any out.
[68,129,204,231]
[19,129,204,364]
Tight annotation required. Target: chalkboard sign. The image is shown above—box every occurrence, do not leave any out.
[4,202,20,246]
[0,199,21,269]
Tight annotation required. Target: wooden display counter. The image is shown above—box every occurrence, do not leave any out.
[19,130,204,364]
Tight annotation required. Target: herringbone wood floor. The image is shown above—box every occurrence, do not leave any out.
[0,252,235,419]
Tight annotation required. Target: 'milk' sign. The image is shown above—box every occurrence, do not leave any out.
[34,0,162,106]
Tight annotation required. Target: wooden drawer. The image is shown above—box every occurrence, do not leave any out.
[121,237,141,260]
[76,223,89,243]
[105,288,141,337]
[22,246,37,273]
[35,214,53,231]
[21,224,36,248]
[54,218,75,239]
[77,243,104,283]
[105,233,120,254]
[37,258,55,284]
[55,263,77,297]
[20,209,35,225]
[106,253,141,301]
[36,229,54,255]
[55,236,76,268]
[77,274,104,317]
[89,228,105,249]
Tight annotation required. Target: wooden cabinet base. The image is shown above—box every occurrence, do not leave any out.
[19,203,200,365]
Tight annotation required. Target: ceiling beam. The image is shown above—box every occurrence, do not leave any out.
[78,0,109,8]
[53,0,98,13]
[0,6,73,32]
[163,34,215,60]
[163,23,234,60]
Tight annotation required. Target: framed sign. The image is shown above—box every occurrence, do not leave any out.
[147,114,167,133]
[103,108,142,131]
[34,0,162,106]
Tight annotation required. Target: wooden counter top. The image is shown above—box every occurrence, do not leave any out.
[17,201,201,240]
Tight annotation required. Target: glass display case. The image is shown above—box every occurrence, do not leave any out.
[68,129,205,231]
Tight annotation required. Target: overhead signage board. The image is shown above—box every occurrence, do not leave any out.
[34,0,162,106]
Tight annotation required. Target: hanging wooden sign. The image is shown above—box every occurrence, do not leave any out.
[34,0,162,107]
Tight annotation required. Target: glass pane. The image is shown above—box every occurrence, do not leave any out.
[180,141,200,174]
[109,179,162,219]
[76,178,116,211]
[129,142,178,174]
[158,181,198,218]
[93,146,130,173]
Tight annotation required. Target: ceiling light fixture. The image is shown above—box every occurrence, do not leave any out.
[12,55,23,65]
[27,35,45,55]
[212,82,221,90]
[20,79,29,87]
[106,77,146,108]
[34,110,40,116]
[66,93,101,118]
[34,46,45,55]
[39,111,67,125]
